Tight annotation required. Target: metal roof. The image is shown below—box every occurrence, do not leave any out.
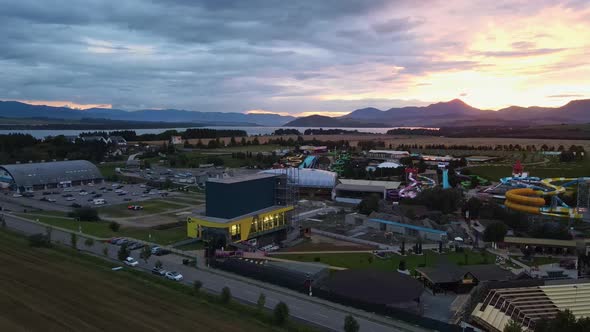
[208,173,277,184]
[338,179,401,190]
[369,218,447,235]
[0,160,103,187]
[503,236,577,247]
[259,168,337,188]
[335,183,385,193]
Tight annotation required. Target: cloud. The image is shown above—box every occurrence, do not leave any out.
[0,0,588,114]
[547,94,586,98]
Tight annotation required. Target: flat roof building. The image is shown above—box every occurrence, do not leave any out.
[0,160,103,192]
[334,179,401,204]
[187,173,295,243]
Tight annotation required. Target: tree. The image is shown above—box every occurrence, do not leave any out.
[357,194,380,215]
[503,320,523,332]
[398,260,406,271]
[220,287,232,304]
[466,197,482,220]
[84,237,94,247]
[70,233,77,249]
[109,221,120,232]
[155,260,163,269]
[0,214,6,228]
[103,245,109,257]
[400,238,406,256]
[252,137,260,145]
[117,243,130,261]
[28,233,51,248]
[257,293,266,311]
[273,302,289,325]
[344,315,360,332]
[483,222,508,243]
[140,245,152,263]
[193,280,203,294]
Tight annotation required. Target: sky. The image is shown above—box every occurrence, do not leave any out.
[1,0,589,116]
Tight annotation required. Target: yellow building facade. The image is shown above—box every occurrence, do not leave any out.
[187,205,294,241]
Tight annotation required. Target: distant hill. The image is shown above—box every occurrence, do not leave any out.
[285,99,590,127]
[0,101,295,126]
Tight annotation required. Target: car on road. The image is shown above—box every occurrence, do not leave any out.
[151,267,167,276]
[123,257,139,266]
[165,271,183,281]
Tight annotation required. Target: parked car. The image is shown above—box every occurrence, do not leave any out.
[128,242,145,250]
[127,205,143,210]
[165,271,183,281]
[79,191,88,196]
[114,238,129,246]
[123,257,139,267]
[22,192,34,198]
[62,193,73,197]
[66,197,76,201]
[42,191,51,195]
[12,193,22,198]
[108,237,123,244]
[151,267,167,276]
[154,248,171,256]
[150,246,161,254]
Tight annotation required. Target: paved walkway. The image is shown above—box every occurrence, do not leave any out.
[2,212,434,332]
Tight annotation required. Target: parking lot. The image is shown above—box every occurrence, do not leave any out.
[1,182,182,212]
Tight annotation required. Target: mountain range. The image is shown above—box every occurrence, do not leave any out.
[284,99,590,127]
[1,98,589,128]
[0,101,295,126]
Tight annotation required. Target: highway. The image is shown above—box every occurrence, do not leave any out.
[1,212,433,332]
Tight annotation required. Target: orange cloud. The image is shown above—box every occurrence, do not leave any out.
[16,100,112,110]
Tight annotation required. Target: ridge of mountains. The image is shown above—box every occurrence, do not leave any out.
[1,98,589,128]
[0,101,295,127]
[285,98,590,127]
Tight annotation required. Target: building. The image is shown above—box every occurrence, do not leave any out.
[108,136,127,146]
[0,160,103,192]
[367,217,448,242]
[259,168,337,197]
[416,264,514,294]
[500,236,585,255]
[471,282,590,331]
[82,136,110,144]
[187,173,295,243]
[333,179,401,204]
[170,136,183,145]
[367,150,410,160]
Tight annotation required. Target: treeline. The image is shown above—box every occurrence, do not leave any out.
[389,126,590,140]
[386,129,439,135]
[395,143,586,153]
[272,129,301,135]
[79,128,248,142]
[303,128,362,135]
[0,133,108,164]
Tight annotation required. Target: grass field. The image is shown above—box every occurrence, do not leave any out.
[97,199,189,218]
[0,230,283,332]
[278,249,495,272]
[175,241,206,251]
[97,162,126,178]
[466,157,590,181]
[15,214,188,245]
[515,256,561,267]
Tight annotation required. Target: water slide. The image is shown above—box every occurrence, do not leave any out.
[504,177,590,219]
[399,170,436,198]
[299,155,317,169]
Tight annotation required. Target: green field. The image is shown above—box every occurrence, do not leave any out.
[466,158,590,181]
[175,241,206,251]
[515,256,561,267]
[16,214,188,245]
[0,230,290,332]
[97,199,189,218]
[278,249,495,272]
[97,162,125,178]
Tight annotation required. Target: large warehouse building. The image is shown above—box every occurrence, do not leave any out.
[0,160,103,192]
[187,173,295,243]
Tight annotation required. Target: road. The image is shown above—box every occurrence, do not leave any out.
[1,212,433,332]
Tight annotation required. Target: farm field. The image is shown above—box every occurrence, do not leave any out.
[0,230,276,332]
[277,249,495,272]
[15,213,188,245]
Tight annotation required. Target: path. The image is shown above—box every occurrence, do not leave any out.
[2,213,433,332]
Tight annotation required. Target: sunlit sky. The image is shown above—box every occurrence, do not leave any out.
[1,0,589,116]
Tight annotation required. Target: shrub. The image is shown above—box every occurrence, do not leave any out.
[70,233,77,249]
[109,221,120,232]
[29,233,52,248]
[102,245,108,257]
[344,315,360,332]
[398,260,406,271]
[193,280,203,293]
[84,237,95,247]
[117,243,130,261]
[155,260,163,269]
[68,207,99,221]
[220,287,232,304]
[257,293,266,311]
[314,257,321,262]
[273,302,289,325]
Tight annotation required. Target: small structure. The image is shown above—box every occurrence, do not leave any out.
[416,264,514,294]
[367,217,447,242]
[170,136,183,145]
[367,150,410,161]
[82,136,110,144]
[499,236,580,256]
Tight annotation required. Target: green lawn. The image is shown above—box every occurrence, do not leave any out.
[97,162,125,178]
[15,214,188,245]
[515,256,561,267]
[199,144,285,153]
[278,249,495,272]
[466,158,590,181]
[97,199,189,218]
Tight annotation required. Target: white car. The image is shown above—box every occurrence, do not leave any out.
[79,191,88,196]
[165,271,183,281]
[123,257,139,267]
[66,197,76,201]
[115,189,123,193]
[47,198,56,202]
[12,193,22,198]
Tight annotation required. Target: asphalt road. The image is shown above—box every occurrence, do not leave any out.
[2,213,432,332]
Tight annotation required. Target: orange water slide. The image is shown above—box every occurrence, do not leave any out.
[504,188,545,215]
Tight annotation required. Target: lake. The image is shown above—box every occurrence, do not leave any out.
[0,126,439,139]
